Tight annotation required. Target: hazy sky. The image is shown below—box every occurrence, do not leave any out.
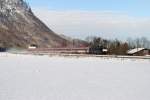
[26,0,150,40]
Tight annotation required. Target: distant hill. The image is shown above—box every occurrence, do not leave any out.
[60,34,89,47]
[0,0,70,48]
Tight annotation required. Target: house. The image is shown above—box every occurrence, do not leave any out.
[28,44,37,49]
[89,46,108,55]
[127,48,150,56]
[102,49,108,55]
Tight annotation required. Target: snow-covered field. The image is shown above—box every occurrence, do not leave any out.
[0,53,150,100]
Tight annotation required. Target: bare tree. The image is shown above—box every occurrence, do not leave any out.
[140,37,150,48]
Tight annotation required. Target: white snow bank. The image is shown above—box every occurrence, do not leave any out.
[0,53,150,100]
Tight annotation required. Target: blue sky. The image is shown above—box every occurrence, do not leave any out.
[27,0,150,17]
[26,0,150,40]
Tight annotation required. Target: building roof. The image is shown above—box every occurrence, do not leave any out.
[103,49,108,52]
[127,48,145,54]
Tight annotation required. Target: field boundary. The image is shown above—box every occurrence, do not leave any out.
[2,51,150,60]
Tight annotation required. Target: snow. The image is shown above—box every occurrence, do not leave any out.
[28,46,37,49]
[127,48,145,54]
[0,53,150,100]
[103,49,108,52]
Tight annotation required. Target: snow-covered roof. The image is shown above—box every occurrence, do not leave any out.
[127,48,145,54]
[28,45,37,49]
[103,49,108,52]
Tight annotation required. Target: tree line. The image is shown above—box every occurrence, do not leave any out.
[85,36,150,55]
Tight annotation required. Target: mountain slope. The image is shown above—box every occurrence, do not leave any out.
[0,0,69,48]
